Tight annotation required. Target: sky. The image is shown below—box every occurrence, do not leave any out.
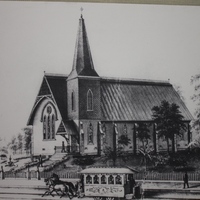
[0,1,200,141]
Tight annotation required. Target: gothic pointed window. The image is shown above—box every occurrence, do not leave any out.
[43,116,46,139]
[71,91,75,111]
[47,115,50,139]
[88,123,93,144]
[52,114,55,139]
[42,103,57,140]
[86,175,92,184]
[108,175,114,184]
[87,89,93,111]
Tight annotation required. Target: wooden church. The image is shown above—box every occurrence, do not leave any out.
[27,15,193,157]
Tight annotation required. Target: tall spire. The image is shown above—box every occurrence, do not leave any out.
[68,15,99,79]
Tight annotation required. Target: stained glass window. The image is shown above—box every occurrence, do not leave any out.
[43,116,46,139]
[43,104,56,140]
[52,114,55,139]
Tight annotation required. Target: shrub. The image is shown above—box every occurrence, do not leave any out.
[73,156,95,166]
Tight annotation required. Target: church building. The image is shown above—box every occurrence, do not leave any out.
[27,15,193,157]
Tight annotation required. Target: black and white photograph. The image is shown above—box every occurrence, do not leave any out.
[0,0,200,199]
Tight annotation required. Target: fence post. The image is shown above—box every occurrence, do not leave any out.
[0,166,4,180]
[27,165,31,180]
[37,165,41,180]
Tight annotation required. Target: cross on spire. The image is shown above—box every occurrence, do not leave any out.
[80,7,83,18]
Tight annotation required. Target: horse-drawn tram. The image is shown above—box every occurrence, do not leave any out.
[80,167,137,200]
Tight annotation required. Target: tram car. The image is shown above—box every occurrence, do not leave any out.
[79,167,138,200]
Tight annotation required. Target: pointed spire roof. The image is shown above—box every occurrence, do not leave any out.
[68,15,99,79]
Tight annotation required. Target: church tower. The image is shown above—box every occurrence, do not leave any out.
[67,15,101,154]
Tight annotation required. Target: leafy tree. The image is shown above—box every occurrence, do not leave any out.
[191,74,200,132]
[174,85,185,102]
[17,133,23,153]
[23,127,32,154]
[102,146,127,167]
[152,100,187,153]
[188,134,200,149]
[136,122,151,150]
[8,136,17,154]
[101,133,131,166]
[118,135,131,148]
[136,122,152,170]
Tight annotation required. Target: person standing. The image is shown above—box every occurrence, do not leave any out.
[183,172,189,189]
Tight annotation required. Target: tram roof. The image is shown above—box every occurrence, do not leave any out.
[80,167,137,174]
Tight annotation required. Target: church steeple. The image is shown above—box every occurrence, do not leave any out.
[68,15,99,79]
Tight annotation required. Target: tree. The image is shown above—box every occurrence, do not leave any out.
[136,122,151,151]
[118,134,131,148]
[23,126,32,154]
[152,100,187,153]
[174,85,185,102]
[102,135,130,166]
[17,133,23,154]
[8,136,17,154]
[188,134,200,149]
[136,122,152,170]
[191,74,200,132]
[102,146,127,167]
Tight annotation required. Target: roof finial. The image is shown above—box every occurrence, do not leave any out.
[80,7,83,18]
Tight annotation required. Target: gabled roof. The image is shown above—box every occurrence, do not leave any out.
[68,15,99,79]
[100,77,193,121]
[27,73,68,125]
[45,74,68,120]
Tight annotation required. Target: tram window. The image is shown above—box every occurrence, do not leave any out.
[108,175,114,184]
[115,175,122,184]
[101,175,107,184]
[86,175,92,184]
[93,175,99,184]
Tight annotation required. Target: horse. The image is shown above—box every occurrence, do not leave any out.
[42,177,73,199]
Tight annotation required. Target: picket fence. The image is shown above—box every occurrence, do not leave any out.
[1,171,200,181]
[2,170,80,180]
[134,172,200,181]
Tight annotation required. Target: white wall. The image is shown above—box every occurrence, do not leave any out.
[32,98,67,156]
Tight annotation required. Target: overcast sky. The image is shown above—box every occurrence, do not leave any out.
[0,1,200,141]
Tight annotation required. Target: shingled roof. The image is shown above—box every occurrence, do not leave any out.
[45,74,68,120]
[100,77,193,121]
[68,15,99,79]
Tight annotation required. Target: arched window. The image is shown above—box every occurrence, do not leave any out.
[43,116,46,139]
[52,114,55,139]
[86,175,92,184]
[93,175,99,184]
[47,115,50,139]
[101,175,106,184]
[71,91,75,111]
[88,123,93,144]
[115,175,122,184]
[108,175,114,184]
[87,89,93,111]
[42,104,56,140]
